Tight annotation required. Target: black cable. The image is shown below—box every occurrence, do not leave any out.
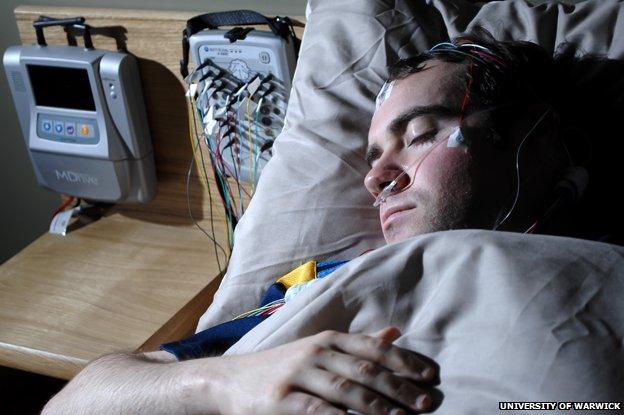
[186,137,227,273]
[187,99,229,272]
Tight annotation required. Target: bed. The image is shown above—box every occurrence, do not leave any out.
[194,0,624,411]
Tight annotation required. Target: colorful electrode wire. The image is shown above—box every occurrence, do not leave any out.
[184,61,279,271]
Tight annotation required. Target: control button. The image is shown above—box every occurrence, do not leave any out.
[54,121,64,135]
[110,92,117,99]
[260,106,270,115]
[272,107,281,115]
[78,123,94,138]
[42,120,52,132]
[261,117,272,126]
[65,122,76,136]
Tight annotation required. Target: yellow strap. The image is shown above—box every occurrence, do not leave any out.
[276,261,316,288]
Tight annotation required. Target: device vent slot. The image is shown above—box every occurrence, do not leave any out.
[11,71,26,92]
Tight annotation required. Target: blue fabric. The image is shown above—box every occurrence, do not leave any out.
[160,259,350,360]
[260,282,287,305]
[317,259,349,278]
[160,316,266,360]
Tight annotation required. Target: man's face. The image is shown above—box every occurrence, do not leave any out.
[364,60,511,244]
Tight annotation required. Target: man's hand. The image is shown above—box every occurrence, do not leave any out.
[209,326,435,415]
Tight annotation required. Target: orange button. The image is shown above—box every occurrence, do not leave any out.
[80,125,90,136]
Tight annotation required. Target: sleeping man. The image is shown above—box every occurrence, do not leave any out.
[44,29,586,414]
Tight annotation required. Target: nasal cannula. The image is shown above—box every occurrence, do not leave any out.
[373,126,464,207]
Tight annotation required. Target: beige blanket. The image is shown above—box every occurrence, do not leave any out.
[225,230,624,412]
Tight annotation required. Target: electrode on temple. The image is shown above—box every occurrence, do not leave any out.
[447,127,467,147]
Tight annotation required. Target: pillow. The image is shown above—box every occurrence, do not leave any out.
[197,0,624,332]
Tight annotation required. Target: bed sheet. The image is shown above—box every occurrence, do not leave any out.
[224,230,624,412]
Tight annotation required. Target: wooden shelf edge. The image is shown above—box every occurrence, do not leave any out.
[0,341,87,380]
[136,270,225,353]
[15,5,305,23]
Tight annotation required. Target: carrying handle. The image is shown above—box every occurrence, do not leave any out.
[33,16,93,49]
[180,10,301,77]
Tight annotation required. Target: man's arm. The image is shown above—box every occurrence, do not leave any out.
[43,328,435,415]
[42,350,219,415]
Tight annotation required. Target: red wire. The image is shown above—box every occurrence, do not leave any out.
[470,49,508,69]
[459,61,474,125]
[203,108,253,209]
[220,116,252,199]
[260,303,284,316]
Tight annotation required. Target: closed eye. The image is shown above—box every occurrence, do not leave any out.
[407,130,438,147]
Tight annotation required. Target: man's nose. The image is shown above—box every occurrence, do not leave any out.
[364,162,411,198]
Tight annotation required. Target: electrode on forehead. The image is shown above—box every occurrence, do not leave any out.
[375,80,395,110]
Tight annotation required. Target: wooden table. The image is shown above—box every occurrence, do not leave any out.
[0,200,224,380]
[1,5,224,379]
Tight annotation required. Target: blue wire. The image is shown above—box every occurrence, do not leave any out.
[429,42,456,51]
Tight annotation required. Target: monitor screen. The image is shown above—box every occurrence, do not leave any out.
[27,65,96,111]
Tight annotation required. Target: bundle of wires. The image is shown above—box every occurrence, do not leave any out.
[184,66,271,274]
[185,89,230,275]
[428,41,509,72]
[233,298,286,319]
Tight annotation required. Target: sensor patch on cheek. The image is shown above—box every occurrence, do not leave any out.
[447,127,468,148]
[375,81,395,111]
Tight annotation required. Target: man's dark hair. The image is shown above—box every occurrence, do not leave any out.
[387,27,559,148]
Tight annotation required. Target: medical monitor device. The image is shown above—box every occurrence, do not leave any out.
[3,16,156,203]
[181,10,299,184]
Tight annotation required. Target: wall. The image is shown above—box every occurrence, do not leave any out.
[0,0,307,264]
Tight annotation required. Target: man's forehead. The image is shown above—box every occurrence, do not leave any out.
[369,61,465,139]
